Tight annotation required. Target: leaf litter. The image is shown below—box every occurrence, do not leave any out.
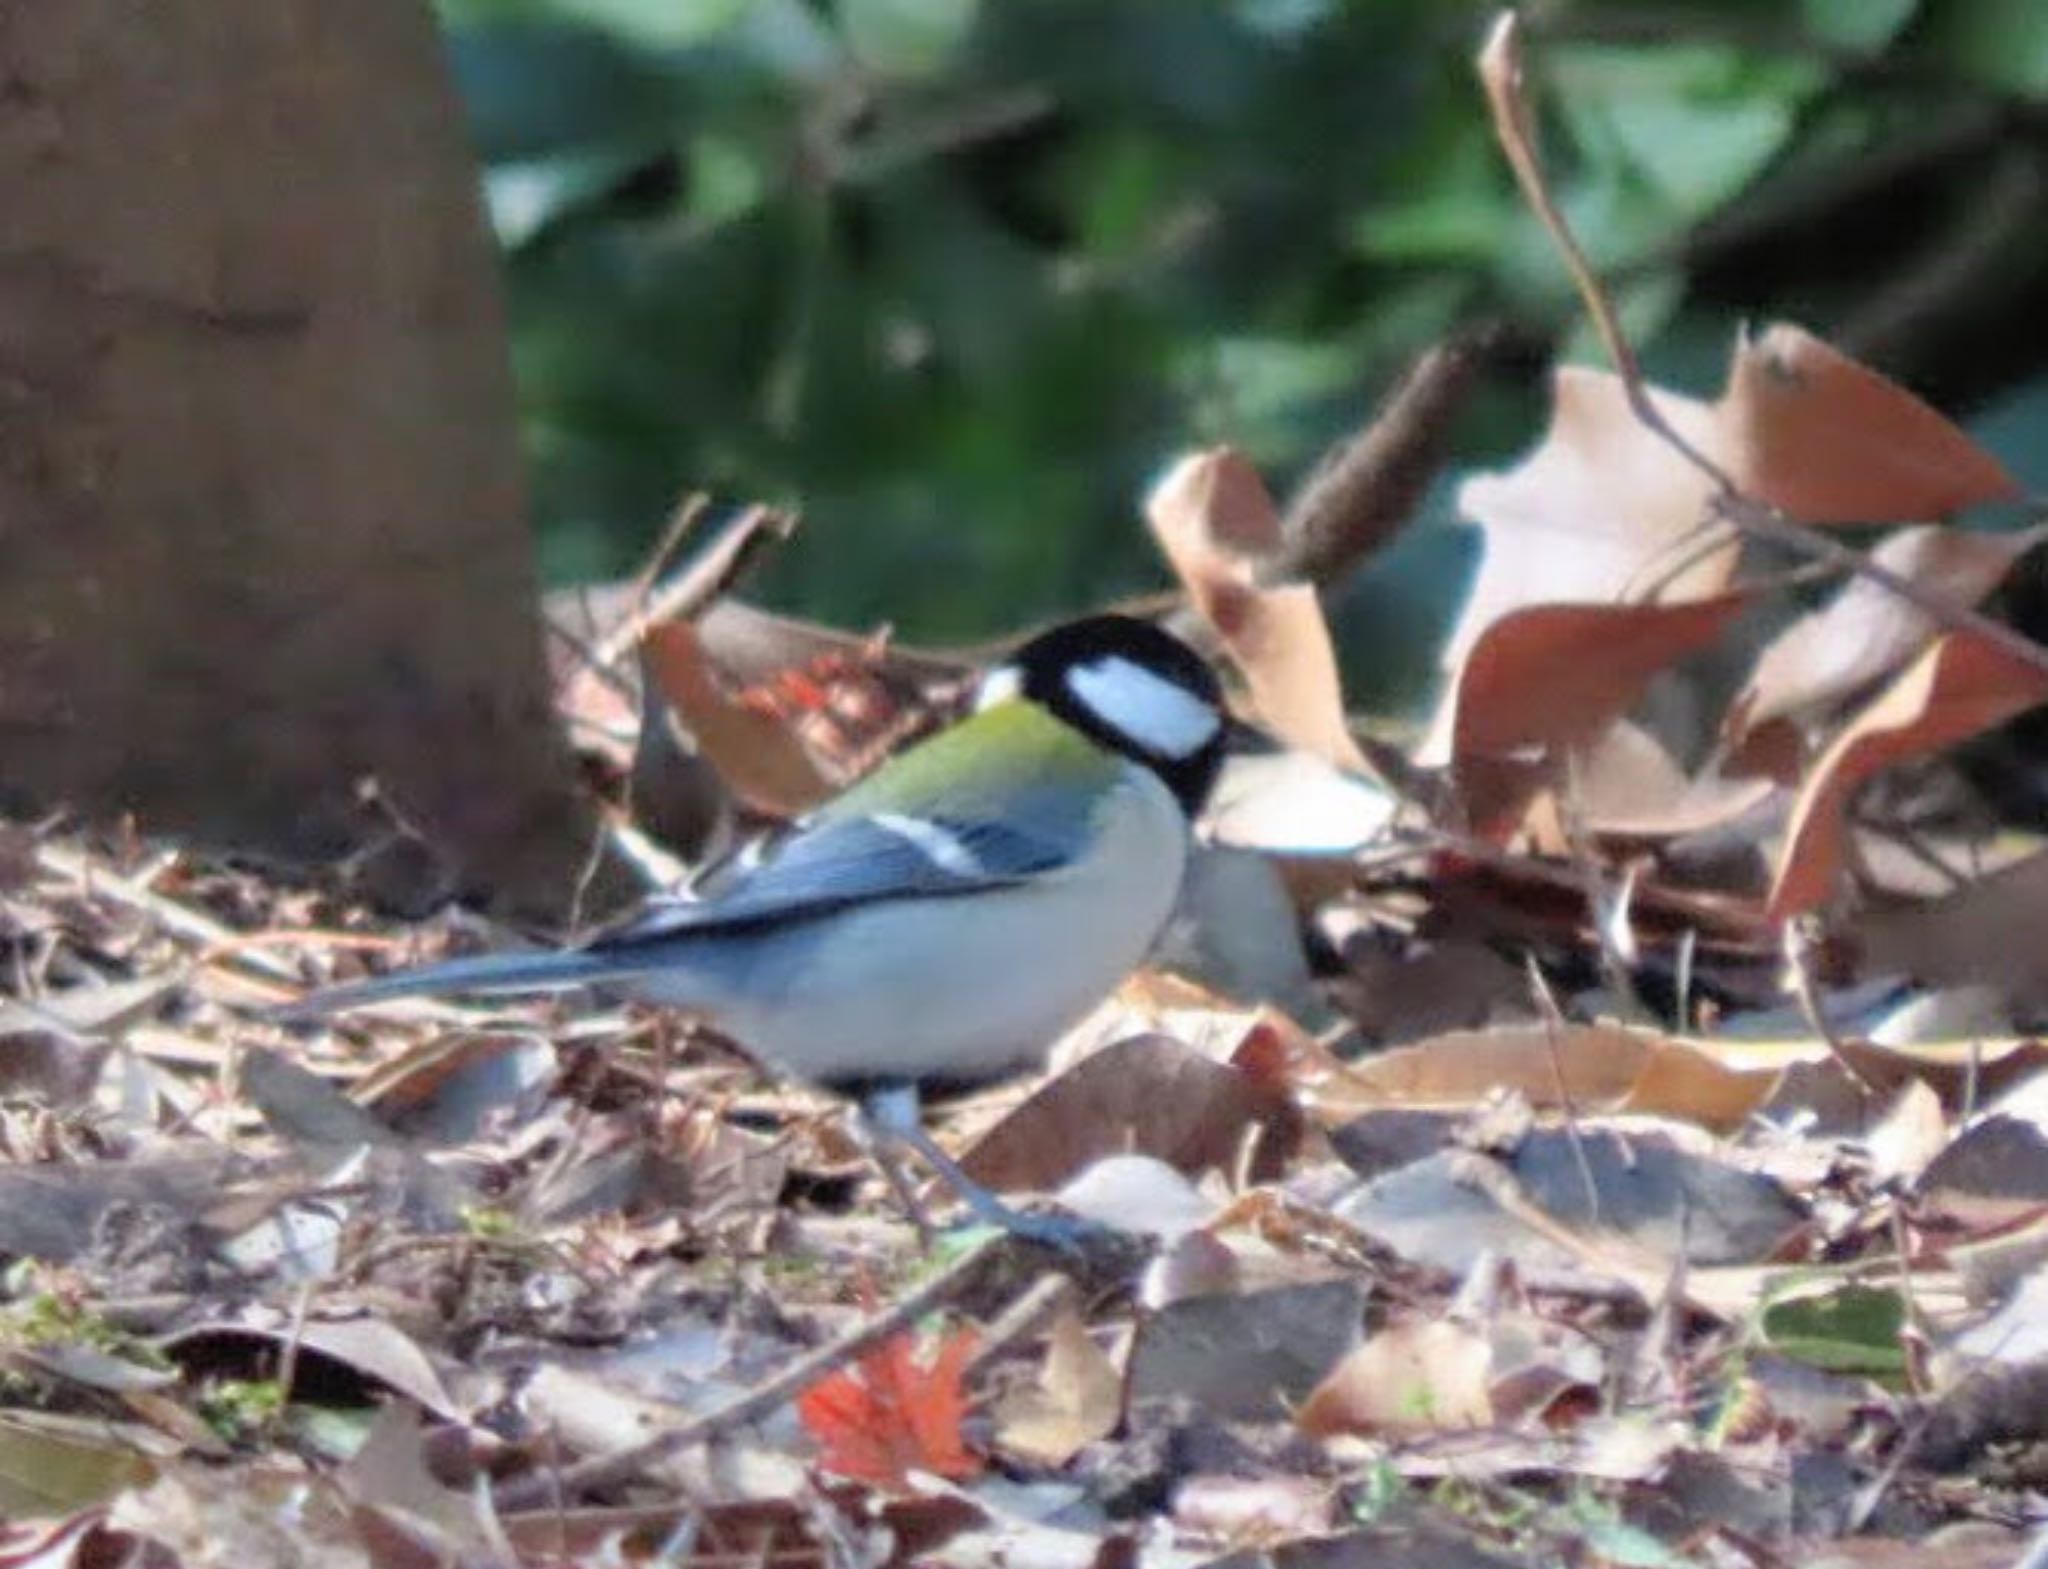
[7,15,2048,1569]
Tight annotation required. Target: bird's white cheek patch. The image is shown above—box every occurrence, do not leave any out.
[1067,656,1220,758]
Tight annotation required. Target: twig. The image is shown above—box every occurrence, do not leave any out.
[492,1233,1004,1512]
[270,1280,317,1435]
[1523,960,1602,1222]
[1782,915,1882,1099]
[1266,329,1507,592]
[593,506,799,669]
[630,493,715,608]
[34,841,302,984]
[544,611,637,705]
[1476,12,2048,685]
[964,1273,1077,1378]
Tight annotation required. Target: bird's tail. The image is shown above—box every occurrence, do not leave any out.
[275,948,638,1022]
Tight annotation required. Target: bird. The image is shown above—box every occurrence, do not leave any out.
[283,614,1228,1242]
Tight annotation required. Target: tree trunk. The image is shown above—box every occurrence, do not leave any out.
[0,0,620,917]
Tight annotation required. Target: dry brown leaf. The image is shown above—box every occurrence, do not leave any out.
[1444,367,1736,686]
[1320,1023,1656,1117]
[958,1032,1304,1196]
[1439,595,1749,763]
[1314,1022,2048,1138]
[1862,850,2048,1010]
[1728,524,2048,762]
[1570,719,1776,840]
[1147,448,1369,771]
[1725,324,2022,525]
[1297,1319,1493,1438]
[1433,326,2015,777]
[1174,1475,1337,1541]
[991,1307,1123,1467]
[641,619,838,816]
[1768,634,2048,920]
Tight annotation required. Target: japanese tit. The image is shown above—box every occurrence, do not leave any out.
[286,614,1228,1240]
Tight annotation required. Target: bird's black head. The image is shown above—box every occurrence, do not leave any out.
[983,614,1227,814]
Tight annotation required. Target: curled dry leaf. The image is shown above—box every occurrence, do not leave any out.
[1727,523,2048,768]
[957,1032,1304,1197]
[1436,595,1749,764]
[1768,633,2048,921]
[1725,324,2021,525]
[1861,850,2048,1010]
[1146,448,1370,772]
[641,619,839,817]
[1449,368,1736,664]
[1316,1022,2048,1139]
[1432,325,2015,772]
[1568,719,1775,841]
[1297,1319,1493,1438]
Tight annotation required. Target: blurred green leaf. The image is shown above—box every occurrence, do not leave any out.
[1921,0,2048,93]
[556,0,749,49]
[1552,44,1822,220]
[839,0,982,78]
[1760,1285,1909,1378]
[1801,0,1919,52]
[432,0,2048,650]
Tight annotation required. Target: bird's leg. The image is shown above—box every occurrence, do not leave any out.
[858,1083,1099,1249]
[867,1130,941,1249]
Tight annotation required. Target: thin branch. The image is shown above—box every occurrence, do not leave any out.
[1267,328,1508,592]
[1782,915,1882,1100]
[593,505,800,670]
[492,1233,1004,1512]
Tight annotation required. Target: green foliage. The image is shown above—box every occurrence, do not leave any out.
[1759,1283,1910,1379]
[434,0,2048,652]
[200,1378,287,1445]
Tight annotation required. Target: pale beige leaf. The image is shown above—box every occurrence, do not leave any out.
[1728,523,2048,756]
[993,1307,1123,1467]
[1147,448,1369,771]
[1297,1320,1493,1437]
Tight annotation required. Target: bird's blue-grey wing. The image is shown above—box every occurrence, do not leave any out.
[597,697,1120,947]
[597,811,1077,946]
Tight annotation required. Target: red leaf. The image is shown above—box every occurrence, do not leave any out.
[797,1327,983,1490]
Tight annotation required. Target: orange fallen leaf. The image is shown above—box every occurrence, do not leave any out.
[797,1326,982,1491]
[1146,448,1369,772]
[1768,633,2048,921]
[641,619,839,817]
[1725,324,2021,525]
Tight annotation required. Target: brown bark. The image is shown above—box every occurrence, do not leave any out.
[0,1,620,917]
